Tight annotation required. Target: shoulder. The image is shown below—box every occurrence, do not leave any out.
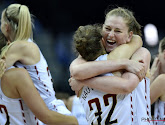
[8,40,39,54]
[133,47,151,59]
[156,74,165,83]
[136,47,150,54]
[3,68,28,79]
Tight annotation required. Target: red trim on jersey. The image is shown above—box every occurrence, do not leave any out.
[19,99,26,123]
[34,66,41,80]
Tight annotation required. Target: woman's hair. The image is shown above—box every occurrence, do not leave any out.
[159,37,165,52]
[0,32,7,52]
[73,24,104,61]
[105,7,142,36]
[3,3,33,41]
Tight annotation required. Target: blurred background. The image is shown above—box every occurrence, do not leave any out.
[0,0,164,95]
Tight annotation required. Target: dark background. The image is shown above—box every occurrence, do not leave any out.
[0,0,165,95]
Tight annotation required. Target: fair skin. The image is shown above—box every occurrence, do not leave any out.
[102,16,133,53]
[69,15,150,95]
[1,68,78,125]
[0,12,40,70]
[150,43,165,104]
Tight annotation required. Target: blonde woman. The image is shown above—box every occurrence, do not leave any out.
[69,7,151,125]
[0,3,76,124]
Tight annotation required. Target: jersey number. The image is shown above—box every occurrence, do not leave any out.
[0,105,10,125]
[88,94,117,125]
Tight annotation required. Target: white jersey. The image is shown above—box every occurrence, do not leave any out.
[14,39,71,116]
[0,81,41,125]
[79,54,136,125]
[135,77,152,125]
[71,95,88,125]
[154,100,165,125]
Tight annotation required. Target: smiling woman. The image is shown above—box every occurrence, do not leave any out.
[69,7,151,125]
[102,7,142,53]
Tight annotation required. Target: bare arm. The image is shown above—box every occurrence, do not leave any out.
[70,35,142,80]
[150,74,165,104]
[70,56,134,80]
[3,68,78,125]
[150,57,161,83]
[1,41,40,70]
[71,73,139,94]
[108,35,142,60]
[70,47,150,94]
[67,95,75,111]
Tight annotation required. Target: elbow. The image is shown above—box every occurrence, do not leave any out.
[70,68,80,79]
[121,82,136,94]
[70,67,85,80]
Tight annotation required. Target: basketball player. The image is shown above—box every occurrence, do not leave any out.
[0,3,71,118]
[0,67,78,125]
[69,7,151,125]
[150,37,165,125]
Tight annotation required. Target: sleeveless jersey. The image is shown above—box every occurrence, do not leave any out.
[0,81,41,125]
[154,100,165,125]
[14,39,71,116]
[71,95,88,125]
[79,54,136,125]
[135,77,152,125]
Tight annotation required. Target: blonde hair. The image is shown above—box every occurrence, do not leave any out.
[105,7,142,36]
[3,4,33,41]
[0,43,14,59]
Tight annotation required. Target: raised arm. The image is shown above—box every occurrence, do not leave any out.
[70,35,142,80]
[2,68,78,125]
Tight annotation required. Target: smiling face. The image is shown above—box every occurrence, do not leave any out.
[102,15,133,53]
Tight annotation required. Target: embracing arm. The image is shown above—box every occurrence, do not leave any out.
[70,35,142,80]
[108,35,142,60]
[130,47,151,75]
[75,73,139,94]
[4,68,78,125]
[70,47,150,94]
[70,57,141,80]
[150,74,165,104]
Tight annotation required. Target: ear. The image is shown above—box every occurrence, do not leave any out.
[5,23,10,32]
[127,31,133,42]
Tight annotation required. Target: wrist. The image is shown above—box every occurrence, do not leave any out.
[122,59,129,70]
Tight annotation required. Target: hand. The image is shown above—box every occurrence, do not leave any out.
[125,60,145,81]
[0,59,6,78]
[68,77,84,96]
[150,57,160,82]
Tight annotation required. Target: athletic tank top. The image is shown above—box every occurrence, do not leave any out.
[71,95,88,125]
[0,68,41,125]
[14,39,56,107]
[79,54,136,125]
[154,99,165,125]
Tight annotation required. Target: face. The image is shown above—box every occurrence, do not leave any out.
[102,15,132,53]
